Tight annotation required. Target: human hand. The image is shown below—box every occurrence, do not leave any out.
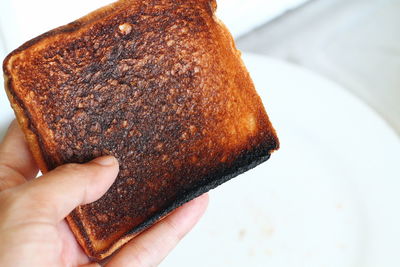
[0,121,208,267]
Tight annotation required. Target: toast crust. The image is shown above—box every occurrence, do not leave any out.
[3,75,49,173]
[3,0,279,260]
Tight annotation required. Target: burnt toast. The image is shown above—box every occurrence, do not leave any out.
[3,0,279,260]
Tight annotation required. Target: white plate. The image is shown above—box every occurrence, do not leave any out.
[0,46,13,139]
[217,0,310,37]
[0,0,309,51]
[160,54,400,267]
[1,39,399,264]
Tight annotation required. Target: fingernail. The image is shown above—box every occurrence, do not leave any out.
[92,156,117,166]
[84,263,101,267]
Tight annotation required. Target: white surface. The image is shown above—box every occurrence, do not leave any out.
[237,0,400,134]
[0,0,309,52]
[1,3,399,264]
[160,54,400,267]
[0,0,309,136]
[217,0,310,37]
[0,0,114,52]
[0,46,13,139]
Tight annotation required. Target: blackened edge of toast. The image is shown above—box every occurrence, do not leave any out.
[2,1,125,171]
[3,75,56,171]
[2,1,118,74]
[73,144,272,260]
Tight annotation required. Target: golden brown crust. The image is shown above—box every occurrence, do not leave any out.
[3,75,49,173]
[3,0,279,260]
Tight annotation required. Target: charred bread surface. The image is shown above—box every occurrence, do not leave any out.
[3,0,279,260]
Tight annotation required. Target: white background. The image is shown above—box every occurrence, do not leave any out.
[0,0,309,137]
[0,0,309,52]
[160,54,400,267]
[1,2,400,266]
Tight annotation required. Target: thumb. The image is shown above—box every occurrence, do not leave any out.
[9,156,119,224]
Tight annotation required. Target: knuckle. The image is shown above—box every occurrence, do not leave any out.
[13,186,57,217]
[55,163,84,175]
[0,189,51,223]
[0,190,12,206]
[56,163,99,179]
[0,177,17,192]
[165,219,184,242]
[0,165,25,192]
[131,244,154,267]
[54,162,96,192]
[0,188,33,214]
[12,188,42,208]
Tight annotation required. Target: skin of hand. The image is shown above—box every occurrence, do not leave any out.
[0,121,209,267]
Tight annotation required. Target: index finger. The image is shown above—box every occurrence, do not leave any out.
[0,120,39,191]
[12,156,119,223]
[106,194,209,267]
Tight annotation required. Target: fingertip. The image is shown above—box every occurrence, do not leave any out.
[4,120,23,139]
[79,263,101,267]
[79,157,120,205]
[197,193,209,205]
[91,156,119,168]
[184,193,209,215]
[199,193,209,212]
[162,193,209,240]
[88,156,120,187]
[7,119,18,130]
[105,194,209,267]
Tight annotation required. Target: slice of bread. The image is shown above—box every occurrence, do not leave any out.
[3,0,279,260]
